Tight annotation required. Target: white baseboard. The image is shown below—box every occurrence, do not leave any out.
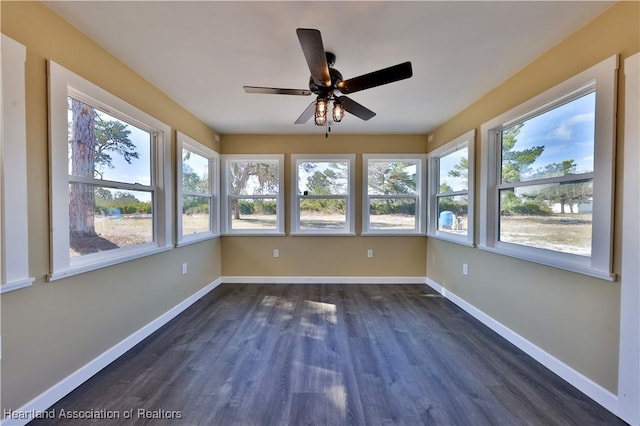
[221,276,427,284]
[425,277,619,417]
[1,278,223,426]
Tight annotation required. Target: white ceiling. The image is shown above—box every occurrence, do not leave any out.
[45,1,612,136]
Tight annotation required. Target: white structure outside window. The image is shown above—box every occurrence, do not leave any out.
[291,154,356,235]
[221,154,284,235]
[48,61,173,280]
[177,131,219,245]
[428,130,475,246]
[1,35,33,292]
[363,154,427,235]
[479,55,617,280]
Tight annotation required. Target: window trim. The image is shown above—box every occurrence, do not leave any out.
[479,55,618,280]
[291,153,356,236]
[176,131,219,246]
[362,153,427,236]
[427,130,475,246]
[1,34,34,293]
[48,60,173,281]
[220,154,285,236]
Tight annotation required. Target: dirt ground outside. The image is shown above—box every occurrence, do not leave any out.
[69,212,592,257]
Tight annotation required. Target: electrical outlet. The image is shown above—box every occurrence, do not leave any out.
[273,249,279,258]
[462,264,469,276]
[182,262,188,275]
[367,249,374,258]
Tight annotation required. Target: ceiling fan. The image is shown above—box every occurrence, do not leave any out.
[243,28,413,128]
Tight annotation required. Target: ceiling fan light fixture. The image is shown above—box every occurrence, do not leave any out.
[315,98,328,126]
[332,101,344,122]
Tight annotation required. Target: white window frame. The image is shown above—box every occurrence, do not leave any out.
[176,131,219,246]
[1,35,33,293]
[291,154,356,236]
[479,55,618,280]
[427,130,475,246]
[220,154,285,236]
[48,61,173,281]
[362,153,427,236]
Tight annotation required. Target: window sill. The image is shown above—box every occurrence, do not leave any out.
[48,245,173,281]
[362,231,425,237]
[478,243,615,281]
[291,232,356,237]
[1,277,35,294]
[176,233,219,247]
[427,232,475,247]
[223,232,286,237]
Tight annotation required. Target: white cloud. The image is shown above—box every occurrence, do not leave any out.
[546,112,595,140]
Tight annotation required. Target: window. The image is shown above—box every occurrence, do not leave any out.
[479,55,617,280]
[291,154,355,235]
[1,35,33,292]
[48,61,173,280]
[177,131,219,245]
[363,154,427,235]
[428,130,475,246]
[221,155,284,235]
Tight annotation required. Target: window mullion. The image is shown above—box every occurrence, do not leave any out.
[497,172,594,189]
[68,175,154,192]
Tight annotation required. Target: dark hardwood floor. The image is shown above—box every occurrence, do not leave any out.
[34,284,624,425]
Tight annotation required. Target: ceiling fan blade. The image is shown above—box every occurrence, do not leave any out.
[337,62,413,94]
[244,86,312,96]
[296,28,331,87]
[338,96,376,121]
[295,102,316,124]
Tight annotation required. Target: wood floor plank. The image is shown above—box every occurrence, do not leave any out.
[33,284,625,426]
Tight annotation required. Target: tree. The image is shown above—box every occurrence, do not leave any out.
[367,161,415,214]
[229,161,279,219]
[501,124,545,183]
[94,117,137,178]
[531,160,592,213]
[69,99,97,237]
[447,156,469,189]
[69,99,139,237]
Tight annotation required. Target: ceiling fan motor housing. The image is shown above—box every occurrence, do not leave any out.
[308,70,343,98]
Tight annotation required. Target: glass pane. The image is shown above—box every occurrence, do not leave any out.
[182,195,211,235]
[300,198,346,231]
[297,161,349,195]
[437,195,468,235]
[369,198,416,230]
[229,161,279,196]
[230,198,277,230]
[68,97,151,185]
[439,147,468,193]
[499,180,593,256]
[367,160,417,195]
[70,184,153,258]
[182,148,210,193]
[501,92,595,184]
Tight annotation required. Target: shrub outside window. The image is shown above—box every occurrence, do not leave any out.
[291,154,355,235]
[479,55,617,280]
[221,155,284,235]
[363,154,427,235]
[177,132,219,245]
[48,61,173,280]
[428,130,475,246]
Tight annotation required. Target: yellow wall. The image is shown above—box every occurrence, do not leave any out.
[1,1,222,410]
[426,1,638,393]
[221,134,427,277]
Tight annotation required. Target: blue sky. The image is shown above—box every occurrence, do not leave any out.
[508,91,595,177]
